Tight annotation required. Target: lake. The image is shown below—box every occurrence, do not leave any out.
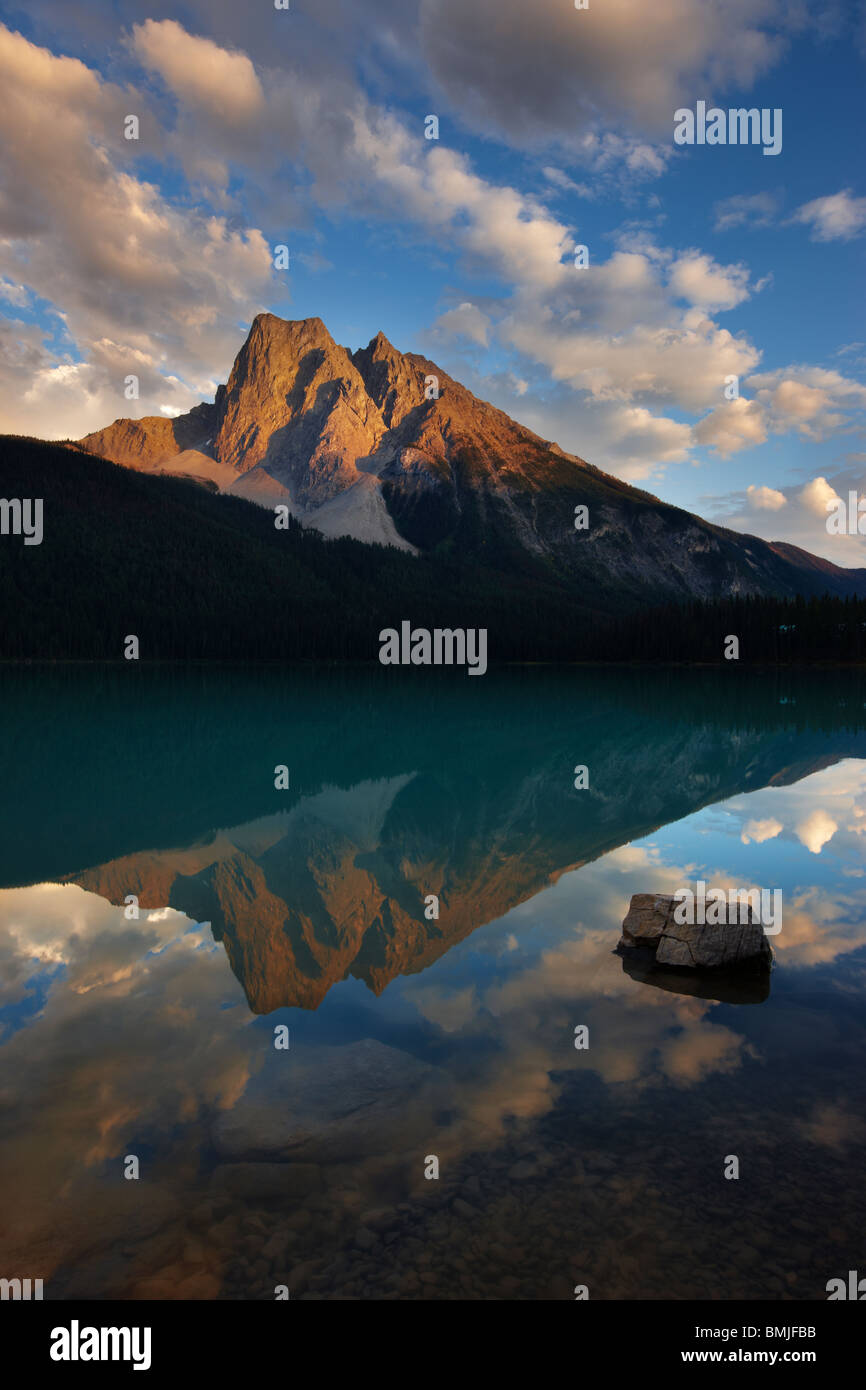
[1,664,865,1300]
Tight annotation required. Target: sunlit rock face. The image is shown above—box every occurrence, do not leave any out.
[79,314,866,599]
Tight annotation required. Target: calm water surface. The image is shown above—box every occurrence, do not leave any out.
[1,666,865,1299]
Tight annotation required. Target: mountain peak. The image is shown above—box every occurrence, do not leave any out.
[207,311,382,490]
[74,310,866,610]
[367,329,397,356]
[351,330,429,428]
[246,312,335,352]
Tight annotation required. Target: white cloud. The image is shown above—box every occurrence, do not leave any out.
[0,24,275,435]
[799,475,842,519]
[694,398,767,457]
[796,809,838,854]
[746,484,786,511]
[772,378,830,421]
[668,252,753,311]
[745,366,866,443]
[740,817,783,844]
[702,465,866,564]
[346,124,573,293]
[600,405,693,478]
[792,189,866,242]
[506,306,760,413]
[132,19,265,126]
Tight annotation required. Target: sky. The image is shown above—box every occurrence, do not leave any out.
[0,0,864,561]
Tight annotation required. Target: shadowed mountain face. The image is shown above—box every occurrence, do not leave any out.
[1,665,855,1013]
[79,314,866,602]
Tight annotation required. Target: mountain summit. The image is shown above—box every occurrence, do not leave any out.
[80,313,866,603]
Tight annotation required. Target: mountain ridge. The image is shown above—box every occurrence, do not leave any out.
[75,312,866,603]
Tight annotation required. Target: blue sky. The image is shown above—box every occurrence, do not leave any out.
[0,0,864,559]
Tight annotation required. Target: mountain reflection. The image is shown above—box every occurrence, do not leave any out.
[9,668,857,1011]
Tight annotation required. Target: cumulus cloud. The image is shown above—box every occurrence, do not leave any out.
[741,817,783,844]
[792,189,866,242]
[0,24,277,434]
[668,252,753,311]
[796,809,838,854]
[741,366,866,444]
[746,484,786,511]
[343,120,573,293]
[477,245,765,436]
[506,307,760,414]
[703,464,866,565]
[131,19,265,125]
[0,319,201,439]
[598,405,693,478]
[799,475,842,519]
[772,378,831,423]
[695,397,768,457]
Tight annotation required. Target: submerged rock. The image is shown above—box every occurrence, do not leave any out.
[617,894,772,972]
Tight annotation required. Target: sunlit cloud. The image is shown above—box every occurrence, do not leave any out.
[796,808,839,854]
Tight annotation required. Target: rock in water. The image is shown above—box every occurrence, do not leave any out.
[619,952,771,1005]
[617,894,772,971]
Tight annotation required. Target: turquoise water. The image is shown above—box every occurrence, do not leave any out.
[1,666,865,1299]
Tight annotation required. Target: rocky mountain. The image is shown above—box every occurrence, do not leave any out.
[79,313,866,604]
